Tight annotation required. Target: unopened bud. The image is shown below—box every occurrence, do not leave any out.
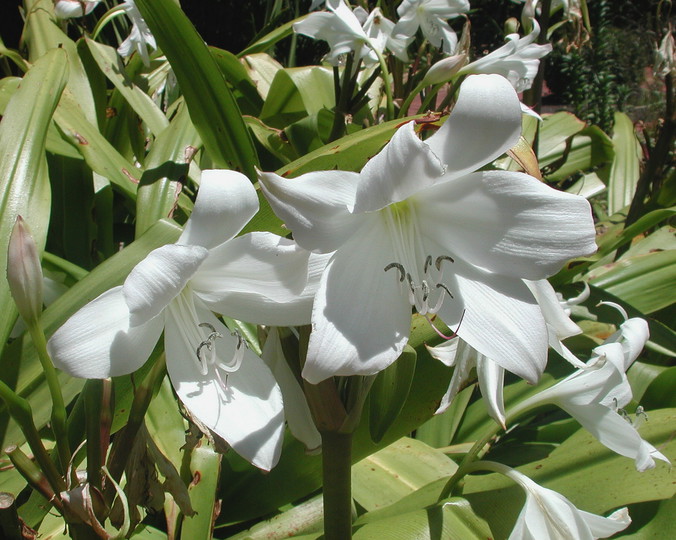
[7,216,43,326]
[504,17,520,36]
[422,53,468,86]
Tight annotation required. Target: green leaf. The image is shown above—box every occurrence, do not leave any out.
[85,38,169,137]
[209,46,264,116]
[607,112,642,215]
[463,408,676,539]
[621,496,676,539]
[181,443,221,539]
[239,17,304,57]
[0,47,68,350]
[134,0,259,179]
[352,437,457,512]
[415,384,474,448]
[589,250,676,313]
[641,367,676,409]
[369,347,417,443]
[135,102,200,236]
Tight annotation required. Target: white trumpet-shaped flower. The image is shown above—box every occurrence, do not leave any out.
[48,170,320,471]
[519,315,670,471]
[117,0,157,66]
[394,0,471,54]
[458,20,552,92]
[499,465,632,539]
[259,74,596,384]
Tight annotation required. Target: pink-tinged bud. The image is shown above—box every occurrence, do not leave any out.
[421,53,468,86]
[7,216,43,325]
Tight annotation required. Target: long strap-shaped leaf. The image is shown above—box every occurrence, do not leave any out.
[0,48,68,350]
[134,0,259,180]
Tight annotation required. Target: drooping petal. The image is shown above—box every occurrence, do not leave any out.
[561,402,670,472]
[424,75,522,178]
[436,259,548,383]
[428,339,474,414]
[179,170,259,250]
[303,219,412,384]
[580,508,633,539]
[48,287,163,379]
[525,279,582,339]
[258,169,365,253]
[353,121,446,213]
[192,232,316,326]
[416,170,597,280]
[262,328,321,452]
[477,355,506,428]
[604,317,650,371]
[165,294,285,471]
[123,244,209,327]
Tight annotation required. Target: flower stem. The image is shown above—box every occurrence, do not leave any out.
[320,430,353,540]
[27,322,71,474]
[0,381,65,495]
[373,48,395,121]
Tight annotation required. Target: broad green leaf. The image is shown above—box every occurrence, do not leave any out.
[595,207,675,257]
[0,47,68,351]
[135,102,200,236]
[415,384,474,448]
[352,437,457,512]
[589,250,676,313]
[146,377,187,471]
[134,0,259,179]
[209,46,264,116]
[260,66,335,129]
[463,408,676,539]
[284,108,336,156]
[621,496,676,539]
[239,17,305,57]
[627,361,669,403]
[53,86,141,200]
[85,38,169,137]
[369,347,417,443]
[544,125,615,182]
[537,111,586,157]
[181,443,221,539]
[607,112,642,215]
[641,367,676,409]
[0,220,182,450]
[23,0,97,125]
[245,116,299,166]
[241,53,283,99]
[622,224,676,258]
[566,171,606,199]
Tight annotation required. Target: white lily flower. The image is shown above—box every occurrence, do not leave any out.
[362,8,413,62]
[501,466,632,539]
[117,0,157,67]
[294,0,379,66]
[54,0,100,18]
[259,74,597,384]
[394,0,471,54]
[458,20,552,92]
[520,316,670,471]
[48,170,320,471]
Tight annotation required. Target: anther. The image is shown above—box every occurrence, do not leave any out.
[196,323,224,376]
[384,262,406,282]
[424,255,433,274]
[436,283,454,299]
[435,255,454,271]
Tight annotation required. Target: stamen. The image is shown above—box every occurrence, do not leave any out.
[435,255,454,271]
[195,322,223,376]
[425,309,466,340]
[424,255,433,274]
[436,283,454,299]
[384,262,406,282]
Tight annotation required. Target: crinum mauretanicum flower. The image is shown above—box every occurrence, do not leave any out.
[259,74,597,385]
[48,170,320,470]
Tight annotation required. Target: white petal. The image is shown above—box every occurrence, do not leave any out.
[165,296,284,471]
[477,354,506,428]
[303,220,412,383]
[258,169,365,253]
[48,287,163,379]
[580,508,632,538]
[180,170,259,250]
[425,75,522,178]
[353,122,446,212]
[262,328,321,452]
[613,318,650,371]
[436,260,548,383]
[431,340,475,414]
[192,232,315,326]
[416,171,597,280]
[562,402,670,472]
[525,279,582,339]
[123,244,209,327]
[426,338,460,368]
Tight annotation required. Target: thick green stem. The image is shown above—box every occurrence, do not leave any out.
[0,381,65,495]
[5,445,61,512]
[321,430,353,540]
[27,322,71,473]
[398,80,428,118]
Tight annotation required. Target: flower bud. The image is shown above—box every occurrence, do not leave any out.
[504,17,520,36]
[7,216,43,326]
[421,53,468,86]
